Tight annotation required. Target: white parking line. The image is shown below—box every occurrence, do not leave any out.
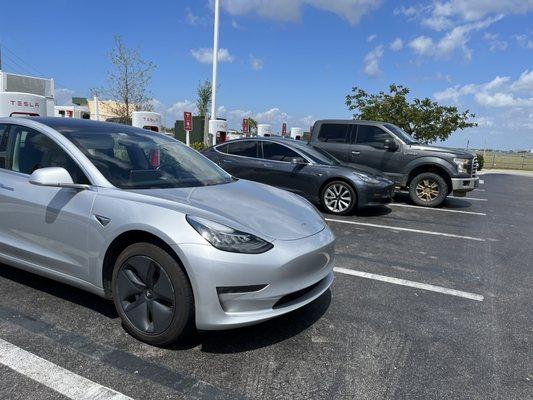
[448,196,487,201]
[475,189,486,192]
[0,338,132,400]
[334,267,484,301]
[325,218,487,241]
[389,203,486,216]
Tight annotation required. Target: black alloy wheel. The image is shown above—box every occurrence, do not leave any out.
[112,243,194,346]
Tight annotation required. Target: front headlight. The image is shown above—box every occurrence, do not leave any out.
[186,215,273,254]
[353,171,381,184]
[453,158,470,174]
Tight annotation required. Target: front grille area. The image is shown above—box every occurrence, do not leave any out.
[472,157,479,177]
[272,279,324,309]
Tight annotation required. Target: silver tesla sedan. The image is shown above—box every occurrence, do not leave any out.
[0,117,335,345]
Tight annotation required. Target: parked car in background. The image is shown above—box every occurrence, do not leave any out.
[203,137,394,215]
[0,117,335,346]
[310,120,479,207]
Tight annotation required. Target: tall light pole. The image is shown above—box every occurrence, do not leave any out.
[209,0,221,146]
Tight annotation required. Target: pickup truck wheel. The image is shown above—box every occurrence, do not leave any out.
[321,181,357,215]
[112,243,195,346]
[409,172,448,207]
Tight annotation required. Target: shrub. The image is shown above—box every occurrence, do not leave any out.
[190,142,208,152]
[476,153,484,171]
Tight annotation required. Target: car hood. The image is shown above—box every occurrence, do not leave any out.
[130,179,326,241]
[409,144,474,158]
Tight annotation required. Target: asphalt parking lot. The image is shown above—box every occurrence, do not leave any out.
[0,172,532,400]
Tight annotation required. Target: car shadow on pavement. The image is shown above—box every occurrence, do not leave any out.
[0,264,118,319]
[193,290,332,354]
[353,205,392,217]
[393,192,473,209]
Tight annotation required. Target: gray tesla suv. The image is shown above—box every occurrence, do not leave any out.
[0,118,335,345]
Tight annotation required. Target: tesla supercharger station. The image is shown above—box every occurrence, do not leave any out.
[290,127,303,140]
[0,71,54,117]
[209,119,228,144]
[257,124,272,137]
[132,111,162,132]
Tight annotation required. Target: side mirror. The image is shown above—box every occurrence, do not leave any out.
[290,157,307,165]
[29,167,90,190]
[383,139,399,151]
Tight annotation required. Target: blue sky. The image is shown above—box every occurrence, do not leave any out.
[0,0,532,149]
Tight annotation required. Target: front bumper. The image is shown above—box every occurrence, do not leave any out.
[451,176,479,194]
[173,227,336,330]
[358,181,395,207]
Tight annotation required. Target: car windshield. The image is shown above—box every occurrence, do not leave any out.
[297,144,341,166]
[61,129,233,189]
[384,124,419,145]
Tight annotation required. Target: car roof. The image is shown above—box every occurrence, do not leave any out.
[215,136,311,149]
[18,117,146,134]
[314,119,390,126]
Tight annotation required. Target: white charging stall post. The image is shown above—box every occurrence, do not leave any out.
[209,0,221,146]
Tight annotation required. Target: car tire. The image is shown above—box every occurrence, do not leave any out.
[112,243,195,346]
[409,172,448,207]
[321,180,357,215]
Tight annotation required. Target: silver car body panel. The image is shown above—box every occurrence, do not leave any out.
[0,117,335,330]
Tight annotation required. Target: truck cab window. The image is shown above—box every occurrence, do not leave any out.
[318,124,351,143]
[355,125,391,149]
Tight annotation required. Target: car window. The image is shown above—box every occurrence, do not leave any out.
[226,141,258,158]
[216,143,229,153]
[0,125,8,169]
[355,125,391,149]
[6,125,90,184]
[262,142,302,162]
[317,124,351,143]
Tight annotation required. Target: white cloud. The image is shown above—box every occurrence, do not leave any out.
[408,16,503,60]
[393,6,420,18]
[55,88,75,106]
[300,115,315,127]
[514,34,533,50]
[185,8,202,25]
[363,45,384,78]
[250,55,264,70]
[439,0,533,22]
[219,0,382,26]
[389,38,404,51]
[190,48,235,64]
[409,36,434,56]
[255,107,290,123]
[367,34,377,42]
[484,32,508,52]
[434,70,533,108]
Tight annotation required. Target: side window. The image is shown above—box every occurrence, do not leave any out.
[262,142,303,162]
[226,141,258,158]
[7,126,90,184]
[216,143,229,154]
[317,124,351,143]
[0,125,8,169]
[355,125,391,149]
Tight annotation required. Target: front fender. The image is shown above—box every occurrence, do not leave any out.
[402,157,456,186]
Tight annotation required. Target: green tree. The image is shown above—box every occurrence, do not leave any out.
[345,84,477,143]
[196,80,212,117]
[246,118,258,135]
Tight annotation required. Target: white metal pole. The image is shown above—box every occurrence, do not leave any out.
[94,96,100,121]
[210,0,220,145]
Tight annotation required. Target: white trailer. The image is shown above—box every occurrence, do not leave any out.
[0,71,54,117]
[132,111,162,132]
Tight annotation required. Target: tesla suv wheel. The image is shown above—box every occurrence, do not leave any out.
[112,243,195,346]
[321,181,357,215]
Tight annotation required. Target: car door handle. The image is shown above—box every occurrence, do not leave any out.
[222,159,234,163]
[351,151,361,155]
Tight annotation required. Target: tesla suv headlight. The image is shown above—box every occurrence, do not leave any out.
[186,215,273,254]
[453,158,470,174]
[353,172,381,184]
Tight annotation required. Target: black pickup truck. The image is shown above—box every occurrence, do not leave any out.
[309,120,479,207]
